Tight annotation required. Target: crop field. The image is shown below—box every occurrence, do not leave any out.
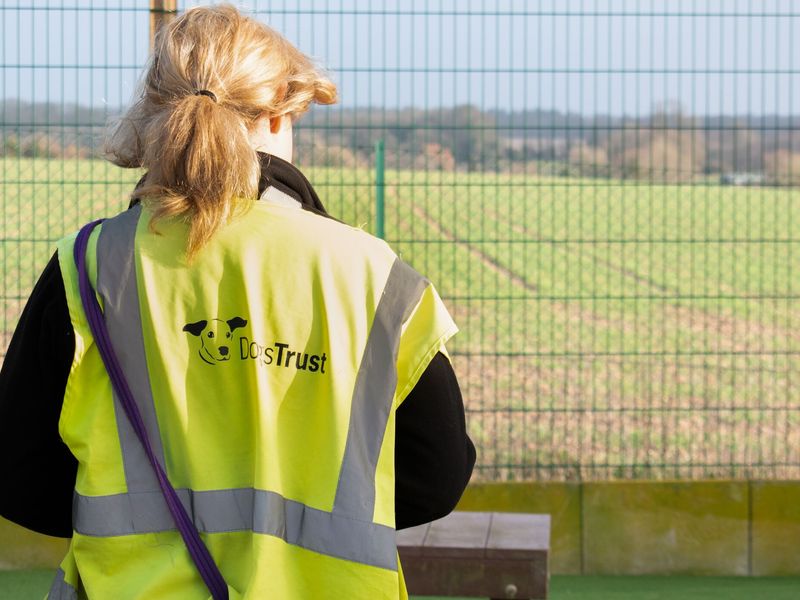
[2,157,799,481]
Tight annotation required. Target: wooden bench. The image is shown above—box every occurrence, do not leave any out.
[397,511,550,599]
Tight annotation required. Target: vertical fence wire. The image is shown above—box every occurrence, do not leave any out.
[1,0,798,482]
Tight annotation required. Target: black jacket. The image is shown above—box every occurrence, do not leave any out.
[0,154,476,537]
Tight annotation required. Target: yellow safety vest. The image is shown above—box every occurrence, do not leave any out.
[48,198,457,599]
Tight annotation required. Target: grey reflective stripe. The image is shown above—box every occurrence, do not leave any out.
[96,205,165,493]
[48,569,78,600]
[73,489,397,571]
[333,258,428,520]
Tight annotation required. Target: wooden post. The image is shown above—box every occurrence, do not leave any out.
[150,0,178,51]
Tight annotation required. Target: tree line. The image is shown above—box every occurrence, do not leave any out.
[3,100,799,184]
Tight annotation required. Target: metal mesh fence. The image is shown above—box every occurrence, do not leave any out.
[1,1,799,481]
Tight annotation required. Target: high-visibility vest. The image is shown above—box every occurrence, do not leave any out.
[48,199,457,599]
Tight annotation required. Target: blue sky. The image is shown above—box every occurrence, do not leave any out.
[2,0,799,115]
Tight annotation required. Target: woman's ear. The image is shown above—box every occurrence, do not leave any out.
[269,115,284,134]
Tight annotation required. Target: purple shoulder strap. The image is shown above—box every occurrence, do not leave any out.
[74,219,229,600]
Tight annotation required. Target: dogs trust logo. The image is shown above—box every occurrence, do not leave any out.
[183,317,248,365]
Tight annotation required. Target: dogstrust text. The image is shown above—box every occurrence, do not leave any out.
[182,316,327,374]
[240,338,328,374]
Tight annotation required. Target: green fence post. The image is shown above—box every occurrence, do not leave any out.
[375,139,385,240]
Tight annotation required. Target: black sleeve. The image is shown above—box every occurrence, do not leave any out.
[395,352,476,530]
[0,252,77,538]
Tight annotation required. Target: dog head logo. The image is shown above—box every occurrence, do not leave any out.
[183,317,248,365]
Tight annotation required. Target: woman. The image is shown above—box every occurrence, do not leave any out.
[0,5,474,599]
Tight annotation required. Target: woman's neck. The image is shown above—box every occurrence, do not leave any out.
[249,114,293,162]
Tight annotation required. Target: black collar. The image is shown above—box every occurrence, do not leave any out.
[131,153,333,221]
[257,152,330,217]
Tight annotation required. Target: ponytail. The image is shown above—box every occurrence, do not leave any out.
[131,91,258,258]
[104,4,337,259]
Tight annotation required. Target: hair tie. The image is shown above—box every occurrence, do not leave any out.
[194,89,218,102]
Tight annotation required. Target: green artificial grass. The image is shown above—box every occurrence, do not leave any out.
[547,576,800,600]
[414,575,800,599]
[3,570,799,599]
[0,569,53,599]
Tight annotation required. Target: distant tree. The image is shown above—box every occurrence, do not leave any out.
[2,133,20,156]
[627,132,703,182]
[428,105,499,171]
[296,142,366,170]
[568,142,609,177]
[603,125,645,178]
[603,126,705,182]
[414,143,456,171]
[705,125,763,174]
[638,135,685,181]
[599,104,706,181]
[20,132,62,158]
[764,149,800,186]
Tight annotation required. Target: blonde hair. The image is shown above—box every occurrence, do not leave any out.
[105,4,337,257]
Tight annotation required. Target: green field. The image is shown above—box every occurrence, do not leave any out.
[2,157,799,481]
[3,570,799,600]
